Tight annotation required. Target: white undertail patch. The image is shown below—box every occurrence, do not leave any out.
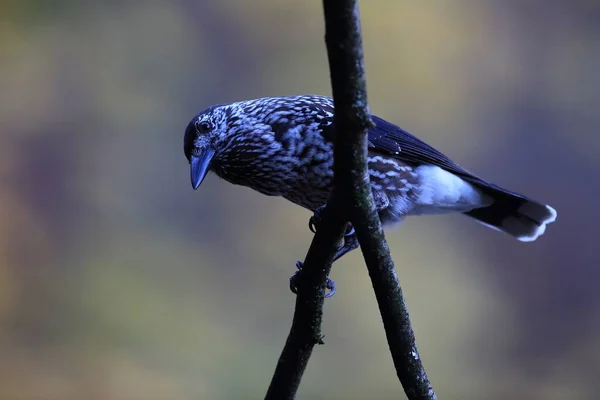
[412,165,492,214]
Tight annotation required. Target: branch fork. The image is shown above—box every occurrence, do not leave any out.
[265,2,437,399]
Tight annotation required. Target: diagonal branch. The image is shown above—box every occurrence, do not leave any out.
[266,1,437,399]
[323,1,437,399]
[265,205,347,400]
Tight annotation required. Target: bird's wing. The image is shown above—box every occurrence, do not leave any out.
[367,115,477,179]
[310,96,504,188]
[318,106,482,181]
[366,115,530,197]
[314,97,524,197]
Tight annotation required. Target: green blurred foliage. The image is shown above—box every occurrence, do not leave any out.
[1,1,599,399]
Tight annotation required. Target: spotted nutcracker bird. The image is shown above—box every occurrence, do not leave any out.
[184,95,557,256]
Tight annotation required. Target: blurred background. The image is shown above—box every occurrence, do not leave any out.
[1,1,599,399]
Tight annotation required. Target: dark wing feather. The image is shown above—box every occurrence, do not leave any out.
[367,115,519,194]
[368,115,476,178]
[313,98,522,198]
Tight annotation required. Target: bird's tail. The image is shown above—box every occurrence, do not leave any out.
[464,186,557,242]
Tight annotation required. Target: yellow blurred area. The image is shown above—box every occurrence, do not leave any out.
[1,1,598,399]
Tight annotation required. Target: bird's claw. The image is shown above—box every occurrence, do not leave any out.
[289,261,304,295]
[308,205,328,233]
[325,277,336,297]
[289,261,336,298]
[308,216,318,234]
[344,224,355,236]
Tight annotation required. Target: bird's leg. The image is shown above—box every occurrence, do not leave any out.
[289,206,358,297]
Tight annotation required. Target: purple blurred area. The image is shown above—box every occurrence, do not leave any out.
[1,1,598,399]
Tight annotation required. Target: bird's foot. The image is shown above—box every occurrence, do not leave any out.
[310,213,358,261]
[309,206,355,240]
[289,207,360,297]
[308,204,328,234]
[289,261,336,298]
[333,226,359,262]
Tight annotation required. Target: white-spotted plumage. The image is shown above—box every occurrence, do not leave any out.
[184,94,557,243]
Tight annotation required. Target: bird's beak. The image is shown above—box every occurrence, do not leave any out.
[190,148,215,190]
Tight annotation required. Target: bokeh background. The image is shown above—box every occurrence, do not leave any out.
[1,1,599,399]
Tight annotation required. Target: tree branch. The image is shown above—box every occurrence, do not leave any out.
[265,206,347,399]
[323,1,437,399]
[266,1,437,399]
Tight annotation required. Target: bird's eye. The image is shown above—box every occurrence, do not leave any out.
[195,120,212,133]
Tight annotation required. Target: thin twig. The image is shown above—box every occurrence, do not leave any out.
[323,1,437,399]
[265,205,346,400]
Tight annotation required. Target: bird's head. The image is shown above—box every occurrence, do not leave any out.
[184,95,334,191]
[183,104,232,190]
